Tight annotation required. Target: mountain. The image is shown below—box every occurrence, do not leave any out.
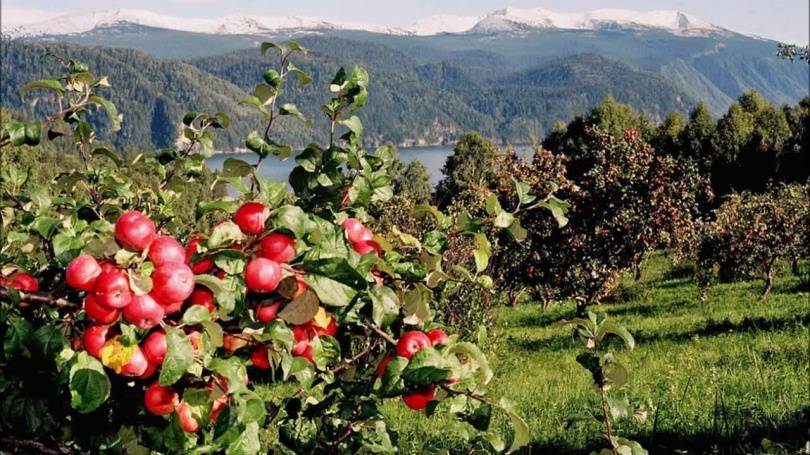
[1,7,806,151]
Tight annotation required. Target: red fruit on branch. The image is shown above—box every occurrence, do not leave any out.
[147,236,186,267]
[402,385,436,410]
[188,287,216,313]
[353,240,382,256]
[209,394,228,423]
[83,325,112,359]
[233,202,270,234]
[186,238,214,274]
[244,257,281,293]
[187,331,202,351]
[396,331,431,360]
[426,328,449,347]
[115,211,156,252]
[123,293,165,330]
[376,355,393,377]
[176,402,200,433]
[66,255,102,291]
[151,262,195,305]
[222,333,247,353]
[120,347,149,377]
[6,272,39,292]
[342,218,373,243]
[143,330,167,365]
[84,294,121,324]
[158,299,183,315]
[144,383,179,416]
[260,232,296,263]
[94,268,133,309]
[139,360,158,379]
[256,301,281,324]
[251,345,271,369]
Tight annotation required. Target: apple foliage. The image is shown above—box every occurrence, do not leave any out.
[0,42,563,453]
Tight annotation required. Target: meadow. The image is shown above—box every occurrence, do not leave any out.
[384,254,809,453]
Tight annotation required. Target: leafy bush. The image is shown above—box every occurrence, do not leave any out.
[0,43,559,453]
[696,184,809,298]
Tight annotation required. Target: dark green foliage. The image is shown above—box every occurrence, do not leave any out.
[434,131,498,209]
[395,159,432,204]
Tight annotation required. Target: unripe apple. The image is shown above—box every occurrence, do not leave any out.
[426,328,449,347]
[144,382,178,416]
[123,293,165,330]
[222,333,248,353]
[83,325,112,359]
[7,272,39,292]
[151,262,195,305]
[256,301,281,324]
[402,385,436,410]
[342,218,373,243]
[376,355,393,377]
[115,210,156,252]
[186,238,214,274]
[353,240,382,256]
[147,236,186,267]
[176,402,200,433]
[244,258,281,293]
[66,255,102,291]
[233,202,269,234]
[120,347,149,377]
[143,330,167,365]
[84,294,121,324]
[158,299,183,315]
[94,268,133,309]
[251,345,271,369]
[395,331,431,360]
[260,233,296,263]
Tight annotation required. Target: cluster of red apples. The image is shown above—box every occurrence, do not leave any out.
[378,328,450,410]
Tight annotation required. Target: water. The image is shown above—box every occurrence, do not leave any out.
[206,145,533,185]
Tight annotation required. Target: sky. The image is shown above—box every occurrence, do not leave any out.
[2,0,808,44]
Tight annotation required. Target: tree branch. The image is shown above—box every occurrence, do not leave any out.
[367,324,397,345]
[0,288,78,309]
[0,436,75,455]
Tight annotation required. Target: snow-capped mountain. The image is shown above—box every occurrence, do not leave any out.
[2,6,726,38]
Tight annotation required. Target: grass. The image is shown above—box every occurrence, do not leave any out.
[382,253,809,454]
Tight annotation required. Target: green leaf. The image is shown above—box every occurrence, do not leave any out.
[379,356,408,397]
[598,321,635,350]
[159,327,194,386]
[484,194,503,216]
[402,284,430,326]
[473,233,491,273]
[69,352,110,413]
[310,335,341,370]
[446,342,493,385]
[340,116,363,138]
[300,258,366,307]
[260,42,282,56]
[245,132,291,160]
[182,305,211,325]
[401,348,451,387]
[494,211,515,229]
[498,398,529,453]
[511,177,536,205]
[20,78,64,96]
[272,206,311,238]
[255,176,288,208]
[539,196,570,228]
[197,200,240,219]
[4,315,33,357]
[208,221,245,249]
[277,289,320,325]
[222,158,254,177]
[226,422,260,455]
[370,286,400,328]
[279,103,308,124]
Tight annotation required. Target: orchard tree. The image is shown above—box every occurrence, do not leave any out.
[0,43,559,453]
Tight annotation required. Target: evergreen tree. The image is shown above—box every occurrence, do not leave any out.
[435,131,498,208]
[395,159,432,204]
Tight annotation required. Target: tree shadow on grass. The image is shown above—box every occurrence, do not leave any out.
[528,407,810,454]
[513,313,810,353]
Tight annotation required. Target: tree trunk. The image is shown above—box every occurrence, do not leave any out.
[762,259,775,300]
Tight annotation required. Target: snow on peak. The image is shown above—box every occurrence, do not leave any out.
[1,6,723,39]
[469,7,720,35]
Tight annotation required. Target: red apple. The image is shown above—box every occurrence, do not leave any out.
[159,299,183,315]
[353,240,382,256]
[186,238,214,274]
[426,328,449,347]
[143,330,167,365]
[251,345,271,369]
[115,210,156,252]
[98,260,116,274]
[123,293,165,330]
[94,268,133,309]
[83,325,112,358]
[66,255,102,291]
[187,331,202,351]
[120,347,149,377]
[294,343,314,364]
[84,294,120,324]
[144,382,178,415]
[7,272,39,292]
[147,236,186,267]
[256,301,281,324]
[151,262,195,305]
[139,360,158,379]
[260,233,296,263]
[342,218,373,243]
[402,385,436,410]
[395,331,431,360]
[222,333,247,353]
[244,257,281,293]
[209,394,228,423]
[233,202,269,234]
[188,287,215,313]
[376,355,393,377]
[177,402,200,433]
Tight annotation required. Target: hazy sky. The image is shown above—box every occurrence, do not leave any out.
[3,0,808,44]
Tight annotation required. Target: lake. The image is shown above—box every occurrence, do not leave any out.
[206,145,534,186]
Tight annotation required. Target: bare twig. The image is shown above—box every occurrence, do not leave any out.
[0,288,78,309]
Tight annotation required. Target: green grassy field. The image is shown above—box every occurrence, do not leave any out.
[383,254,809,454]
